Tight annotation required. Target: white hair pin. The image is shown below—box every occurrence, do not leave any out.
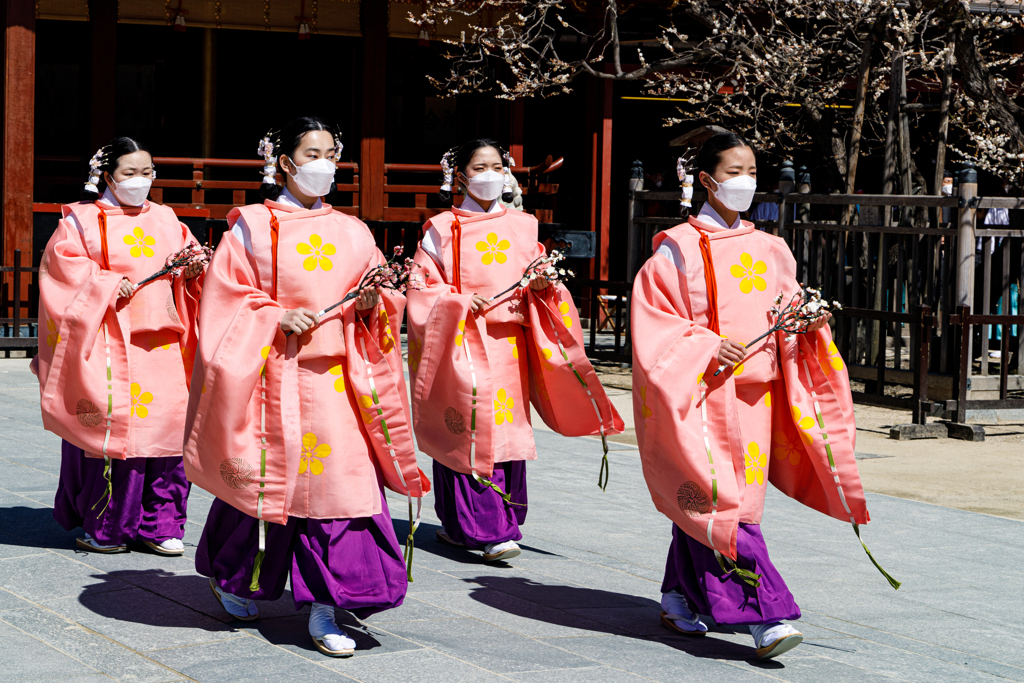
[84,147,106,193]
[677,156,693,209]
[257,133,277,185]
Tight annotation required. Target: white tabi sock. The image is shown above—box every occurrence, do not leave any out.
[309,603,356,654]
[661,590,709,633]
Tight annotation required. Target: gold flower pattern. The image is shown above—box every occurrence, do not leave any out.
[130,382,153,418]
[123,227,156,258]
[729,252,768,294]
[299,432,331,475]
[476,232,510,265]
[494,388,514,425]
[296,234,336,271]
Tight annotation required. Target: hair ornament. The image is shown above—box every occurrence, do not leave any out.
[257,132,278,185]
[439,146,458,193]
[84,147,107,193]
[677,155,694,209]
[502,150,515,195]
[333,133,344,159]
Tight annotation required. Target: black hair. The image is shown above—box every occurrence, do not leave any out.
[80,137,152,202]
[260,116,339,203]
[439,138,514,204]
[694,131,753,179]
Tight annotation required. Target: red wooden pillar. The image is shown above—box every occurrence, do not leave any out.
[598,77,612,281]
[2,0,35,296]
[90,0,117,150]
[359,0,387,221]
[586,76,612,281]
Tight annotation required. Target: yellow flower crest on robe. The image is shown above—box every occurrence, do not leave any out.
[329,364,345,393]
[729,252,768,294]
[744,442,766,485]
[296,234,336,271]
[820,339,845,375]
[640,385,653,423]
[407,338,423,372]
[476,232,510,265]
[45,318,61,351]
[358,395,375,424]
[299,432,331,475]
[130,382,153,418]
[123,227,156,258]
[494,388,514,425]
[791,405,816,445]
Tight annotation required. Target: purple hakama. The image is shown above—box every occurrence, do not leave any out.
[432,460,528,550]
[662,523,801,626]
[52,440,189,546]
[196,489,407,618]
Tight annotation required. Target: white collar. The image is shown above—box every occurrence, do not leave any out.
[278,187,323,210]
[460,195,502,214]
[698,202,741,230]
[98,188,121,208]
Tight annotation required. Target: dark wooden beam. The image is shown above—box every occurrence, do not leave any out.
[90,0,117,150]
[359,0,387,221]
[509,99,524,166]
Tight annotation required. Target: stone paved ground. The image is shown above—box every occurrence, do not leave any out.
[1,356,1021,682]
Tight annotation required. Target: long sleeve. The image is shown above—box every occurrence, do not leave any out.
[632,251,745,560]
[38,218,132,457]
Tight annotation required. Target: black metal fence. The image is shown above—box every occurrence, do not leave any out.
[611,160,1024,434]
[0,250,40,357]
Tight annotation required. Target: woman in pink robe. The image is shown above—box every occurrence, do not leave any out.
[183,117,429,658]
[632,133,873,660]
[37,137,203,556]
[407,139,622,563]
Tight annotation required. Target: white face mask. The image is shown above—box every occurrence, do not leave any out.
[707,174,757,212]
[463,170,505,202]
[941,184,954,196]
[110,176,152,207]
[287,157,337,198]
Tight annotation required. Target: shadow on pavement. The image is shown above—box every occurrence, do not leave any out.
[397,519,562,566]
[0,505,77,550]
[75,569,385,654]
[464,574,783,666]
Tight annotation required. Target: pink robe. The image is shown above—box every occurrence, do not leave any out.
[37,200,201,460]
[407,206,623,480]
[182,200,429,525]
[632,217,868,562]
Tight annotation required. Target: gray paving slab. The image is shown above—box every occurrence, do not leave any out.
[535,633,780,682]
[0,552,134,602]
[382,617,598,673]
[0,619,102,681]
[144,636,356,682]
[319,648,510,682]
[42,587,246,653]
[0,587,36,611]
[510,666,653,682]
[0,605,185,682]
[1,356,1023,681]
[411,588,625,638]
[360,596,460,625]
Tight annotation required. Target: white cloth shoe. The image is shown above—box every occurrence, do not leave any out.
[143,538,185,555]
[208,578,258,621]
[482,540,521,562]
[660,590,709,635]
[76,533,127,554]
[751,622,803,659]
[309,603,356,657]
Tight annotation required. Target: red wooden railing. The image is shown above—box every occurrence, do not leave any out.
[33,155,563,223]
